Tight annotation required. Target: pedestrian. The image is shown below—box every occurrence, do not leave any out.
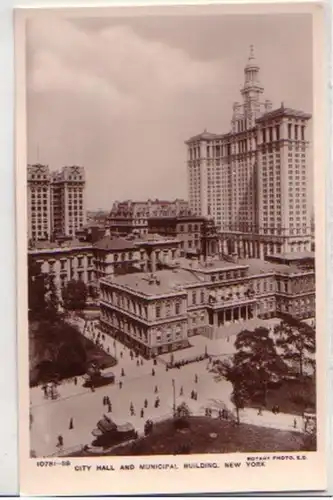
[108,403,112,413]
[103,396,106,405]
[119,381,123,389]
[152,368,155,377]
[140,359,144,366]
[74,377,77,386]
[257,408,262,416]
[180,386,183,396]
[154,385,158,393]
[153,359,157,366]
[194,374,198,384]
[57,435,63,448]
[140,408,144,418]
[120,351,123,359]
[121,368,125,377]
[293,418,297,429]
[144,398,148,408]
[69,418,74,430]
[107,347,110,353]
[136,359,140,367]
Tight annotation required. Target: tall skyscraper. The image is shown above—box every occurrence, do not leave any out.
[27,164,52,241]
[186,46,312,258]
[27,164,86,241]
[51,166,86,238]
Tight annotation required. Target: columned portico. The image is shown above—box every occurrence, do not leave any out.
[212,303,255,328]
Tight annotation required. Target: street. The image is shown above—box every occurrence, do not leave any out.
[30,316,305,457]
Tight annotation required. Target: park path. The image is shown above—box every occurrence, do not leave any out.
[30,315,306,457]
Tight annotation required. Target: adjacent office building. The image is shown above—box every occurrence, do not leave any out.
[109,199,191,237]
[27,164,86,241]
[186,46,312,258]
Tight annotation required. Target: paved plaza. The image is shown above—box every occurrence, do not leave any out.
[30,316,305,457]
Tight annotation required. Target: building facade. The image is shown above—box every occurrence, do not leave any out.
[29,241,95,294]
[147,215,216,256]
[109,199,191,236]
[51,166,86,238]
[27,164,52,241]
[99,273,190,357]
[186,46,312,258]
[29,234,182,298]
[27,164,86,242]
[99,255,315,358]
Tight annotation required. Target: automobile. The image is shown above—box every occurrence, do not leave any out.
[91,415,138,448]
[82,366,115,388]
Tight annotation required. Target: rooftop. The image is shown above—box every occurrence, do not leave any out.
[256,106,312,123]
[133,233,180,245]
[178,257,248,273]
[93,237,135,251]
[185,130,220,143]
[29,239,91,252]
[239,258,307,276]
[268,251,315,261]
[106,268,200,296]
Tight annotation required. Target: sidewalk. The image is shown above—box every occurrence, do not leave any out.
[30,314,307,457]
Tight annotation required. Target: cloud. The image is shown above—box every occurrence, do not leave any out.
[27,19,223,117]
[26,18,226,207]
[26,15,312,209]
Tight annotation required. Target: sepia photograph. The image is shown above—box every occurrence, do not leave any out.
[16,2,327,495]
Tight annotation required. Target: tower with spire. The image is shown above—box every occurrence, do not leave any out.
[186,46,312,258]
[241,45,264,126]
[232,45,272,132]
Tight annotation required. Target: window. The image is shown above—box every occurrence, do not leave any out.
[288,124,292,139]
[175,302,180,315]
[156,305,161,318]
[201,290,205,303]
[192,291,197,305]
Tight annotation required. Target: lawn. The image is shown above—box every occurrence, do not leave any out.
[29,317,117,386]
[246,377,316,416]
[70,416,314,457]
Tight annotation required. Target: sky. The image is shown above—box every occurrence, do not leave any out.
[26,11,313,211]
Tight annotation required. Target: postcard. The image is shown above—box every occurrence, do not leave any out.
[15,2,328,495]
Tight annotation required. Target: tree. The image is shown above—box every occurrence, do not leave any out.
[45,275,60,319]
[226,328,285,406]
[62,280,88,311]
[274,319,316,377]
[215,359,248,424]
[28,256,47,316]
[174,402,191,429]
[31,319,88,384]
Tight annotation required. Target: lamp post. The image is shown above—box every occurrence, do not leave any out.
[172,378,176,416]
